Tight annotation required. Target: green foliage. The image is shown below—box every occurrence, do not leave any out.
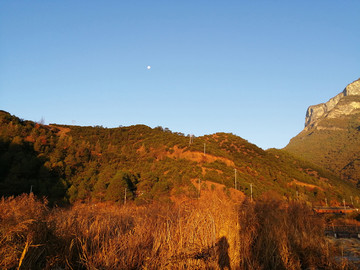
[187,182,199,199]
[151,179,172,198]
[67,185,78,203]
[105,172,129,202]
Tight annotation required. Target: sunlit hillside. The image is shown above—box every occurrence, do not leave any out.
[0,110,358,206]
[286,79,360,185]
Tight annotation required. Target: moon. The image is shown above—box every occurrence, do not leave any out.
[146,65,151,70]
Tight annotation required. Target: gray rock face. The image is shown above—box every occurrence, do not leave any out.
[305,78,360,130]
[344,79,360,96]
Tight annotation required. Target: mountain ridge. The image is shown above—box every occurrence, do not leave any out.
[286,77,360,185]
[1,109,358,206]
[305,78,360,130]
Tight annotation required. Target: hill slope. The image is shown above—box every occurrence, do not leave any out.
[0,110,358,205]
[285,78,360,185]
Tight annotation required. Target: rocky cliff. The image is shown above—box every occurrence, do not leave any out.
[286,77,360,183]
[305,78,360,130]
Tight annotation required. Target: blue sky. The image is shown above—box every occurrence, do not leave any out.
[1,1,359,149]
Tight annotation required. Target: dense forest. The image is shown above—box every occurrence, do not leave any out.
[0,110,358,206]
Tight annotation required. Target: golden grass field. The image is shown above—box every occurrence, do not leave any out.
[0,191,356,269]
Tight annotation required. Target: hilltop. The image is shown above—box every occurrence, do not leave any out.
[286,78,360,185]
[0,110,358,205]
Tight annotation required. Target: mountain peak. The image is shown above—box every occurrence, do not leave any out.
[286,77,360,182]
[305,78,360,130]
[344,77,360,96]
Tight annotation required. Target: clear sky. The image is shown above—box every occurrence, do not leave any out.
[1,1,359,149]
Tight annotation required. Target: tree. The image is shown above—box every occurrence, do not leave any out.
[105,171,135,202]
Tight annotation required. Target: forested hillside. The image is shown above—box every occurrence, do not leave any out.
[0,110,358,205]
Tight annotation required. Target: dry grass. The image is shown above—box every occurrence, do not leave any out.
[0,194,49,269]
[0,193,355,269]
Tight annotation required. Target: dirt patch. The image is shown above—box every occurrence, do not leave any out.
[49,125,71,137]
[201,167,224,176]
[137,144,146,154]
[168,146,235,167]
[288,179,323,191]
[24,135,35,143]
[136,144,235,168]
[319,177,329,182]
[305,168,319,178]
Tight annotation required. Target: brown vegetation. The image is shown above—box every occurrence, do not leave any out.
[0,193,356,270]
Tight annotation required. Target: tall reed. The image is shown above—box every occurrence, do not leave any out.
[0,193,353,269]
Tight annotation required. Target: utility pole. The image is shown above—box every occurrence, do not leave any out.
[350,196,354,206]
[30,185,33,194]
[343,199,346,210]
[234,169,237,190]
[198,178,201,199]
[250,183,253,202]
[189,134,193,146]
[124,188,127,205]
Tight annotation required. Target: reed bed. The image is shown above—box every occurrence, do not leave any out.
[0,193,353,269]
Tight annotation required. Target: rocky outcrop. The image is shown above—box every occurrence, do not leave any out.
[305,78,360,129]
[344,78,360,96]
